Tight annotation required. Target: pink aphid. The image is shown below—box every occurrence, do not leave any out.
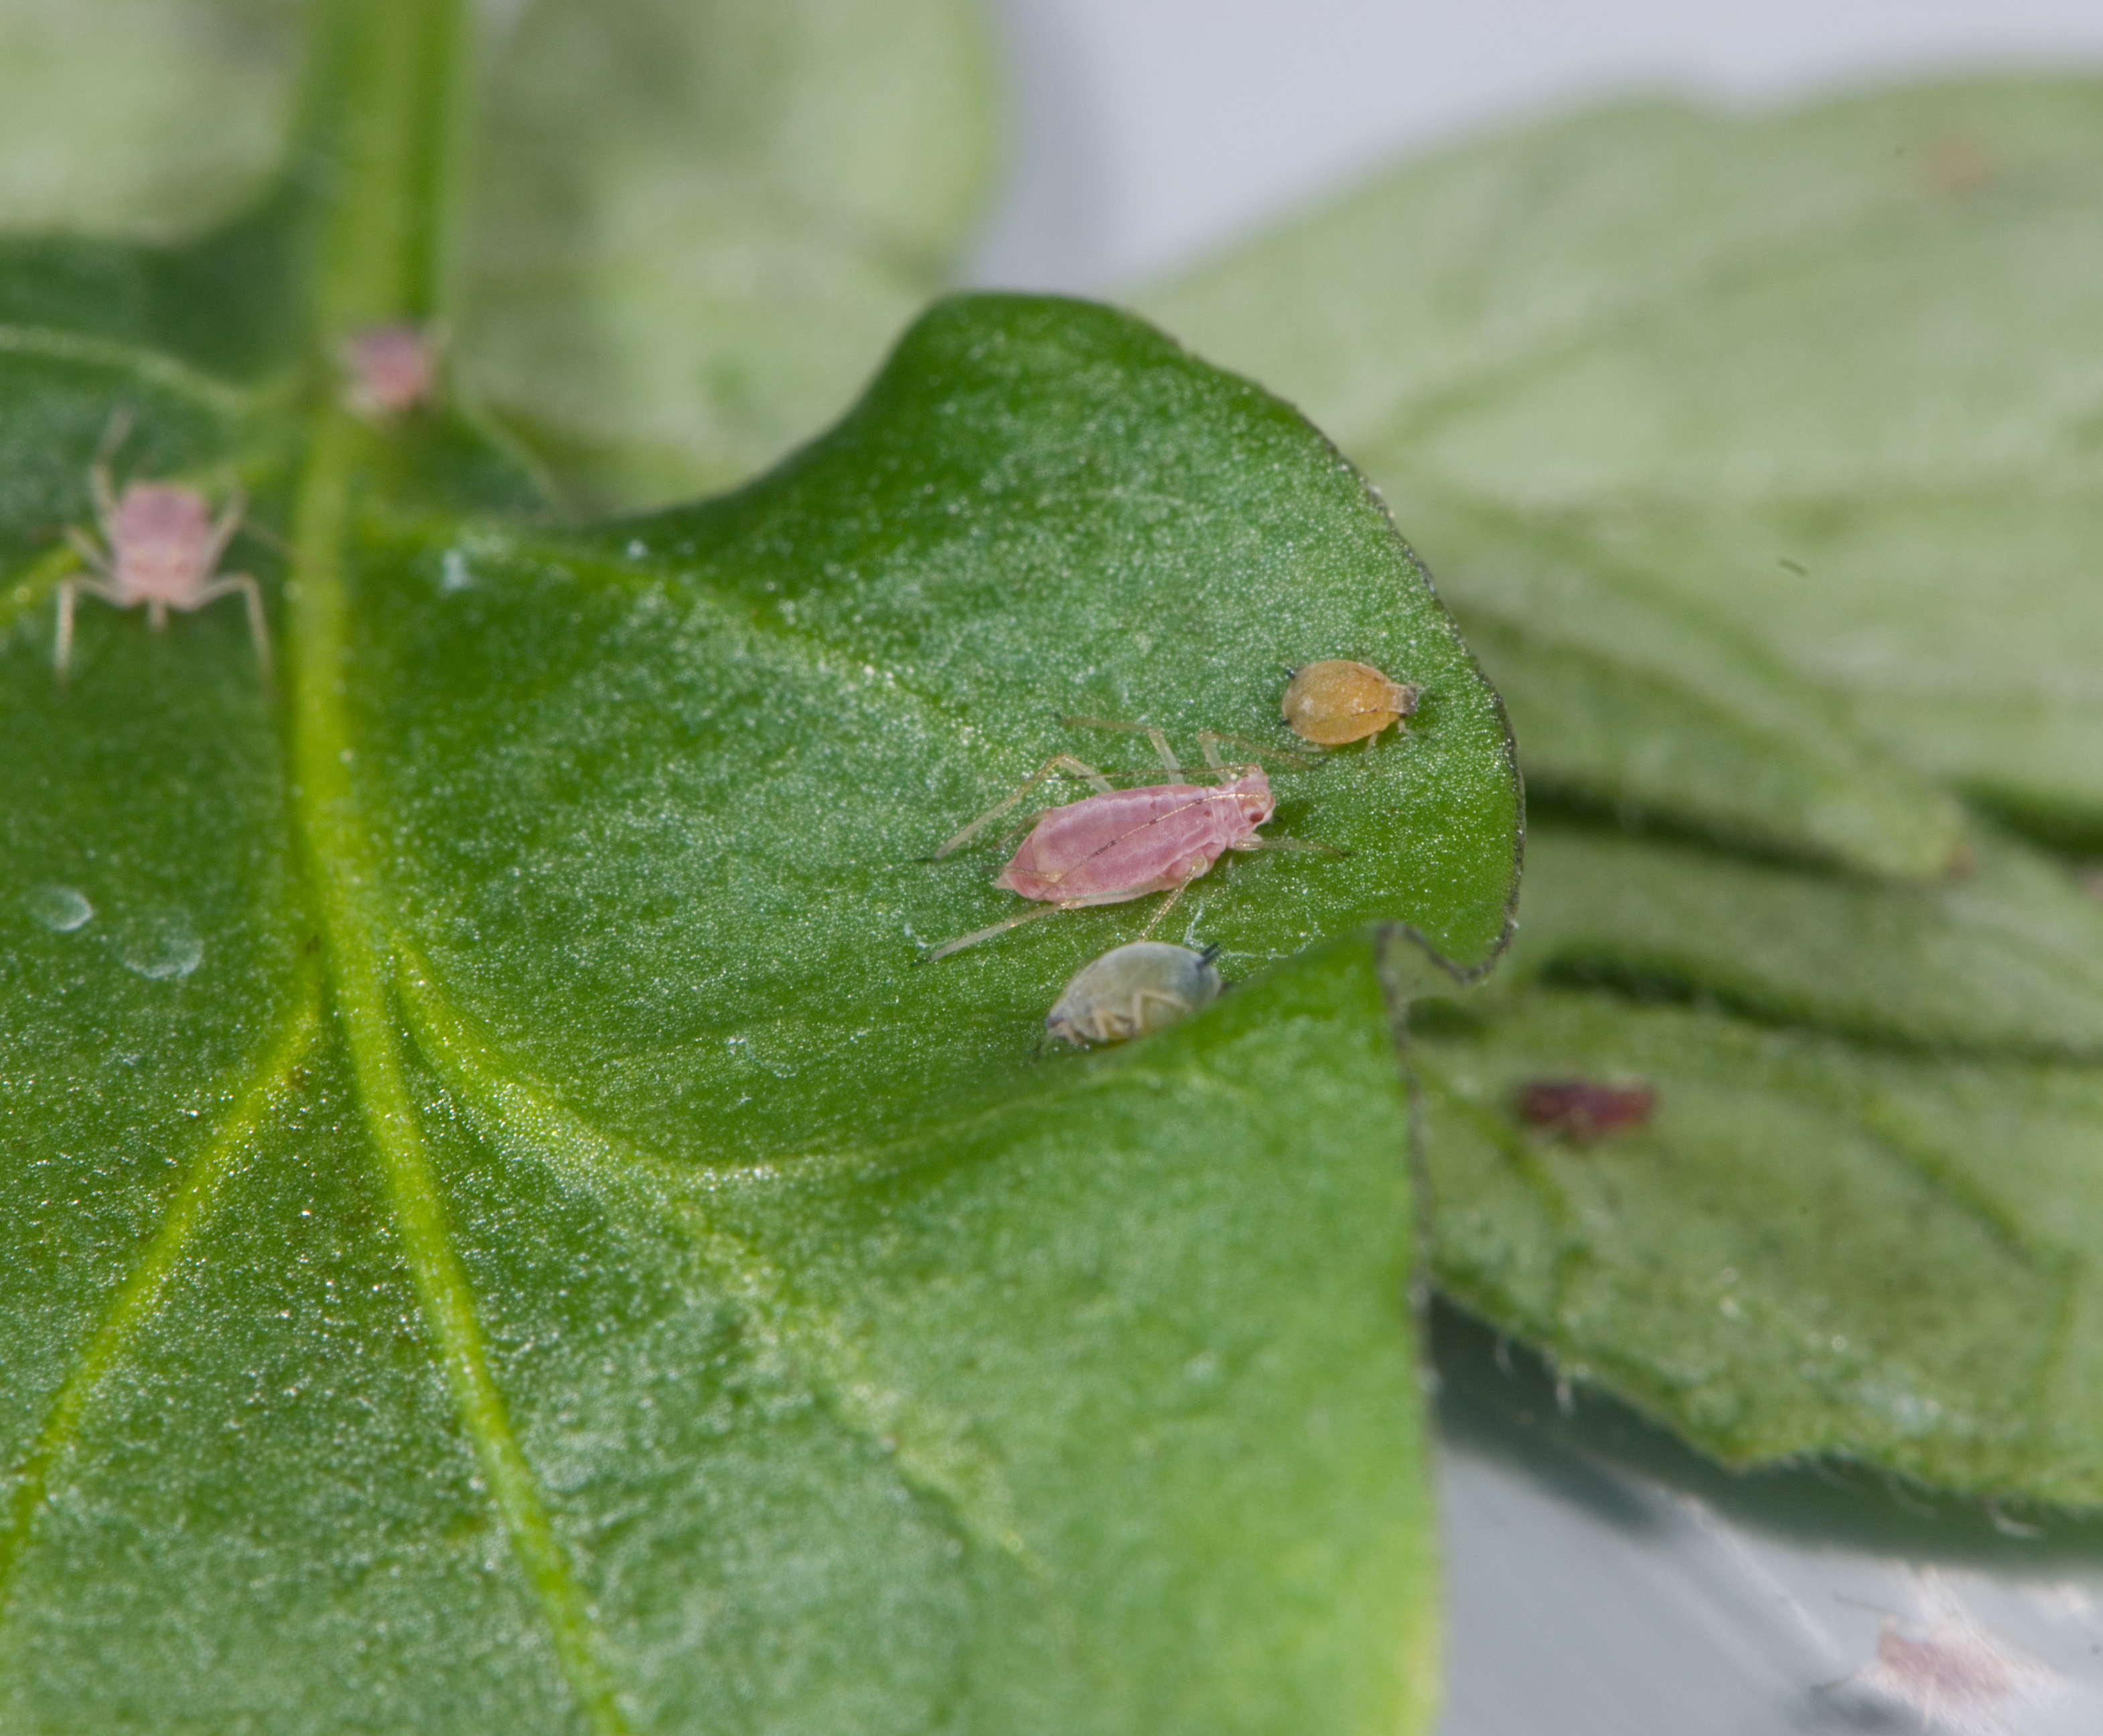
[1516,1077,1658,1143]
[341,322,439,417]
[59,431,269,688]
[926,719,1333,961]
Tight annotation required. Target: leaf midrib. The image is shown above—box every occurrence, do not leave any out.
[287,405,630,1733]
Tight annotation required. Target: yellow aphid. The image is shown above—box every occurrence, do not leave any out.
[1043,941,1224,1048]
[1280,660,1420,746]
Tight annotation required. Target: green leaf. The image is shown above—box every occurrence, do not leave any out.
[0,0,302,237]
[0,3,1518,1715]
[1140,77,2103,853]
[457,0,1000,509]
[1414,985,2103,1508]
[1389,485,1965,877]
[1141,73,2103,1504]
[1506,819,2103,1059]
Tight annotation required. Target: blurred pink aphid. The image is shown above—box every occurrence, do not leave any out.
[1828,1572,2066,1736]
[925,718,1335,961]
[340,322,438,417]
[58,419,269,688]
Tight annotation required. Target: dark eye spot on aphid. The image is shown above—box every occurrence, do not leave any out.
[1515,1078,1656,1143]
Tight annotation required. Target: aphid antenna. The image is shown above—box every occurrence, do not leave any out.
[1202,728,1315,771]
[234,514,296,562]
[1058,715,1313,775]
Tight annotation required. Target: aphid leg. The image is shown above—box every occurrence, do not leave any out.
[922,901,1070,962]
[188,573,273,690]
[1061,715,1183,776]
[201,487,248,572]
[1197,729,1313,774]
[1137,873,1195,940]
[89,408,133,533]
[54,580,75,685]
[934,754,1112,859]
[53,568,124,686]
[64,525,111,579]
[147,600,169,633]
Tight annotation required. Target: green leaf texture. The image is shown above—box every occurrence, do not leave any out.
[1413,988,2103,1508]
[0,192,1512,1733]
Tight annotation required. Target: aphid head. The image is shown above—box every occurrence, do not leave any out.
[1226,766,1275,825]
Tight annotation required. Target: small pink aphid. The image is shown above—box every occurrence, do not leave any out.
[926,718,1335,961]
[1837,1612,2065,1736]
[58,423,269,689]
[1516,1078,1656,1142]
[340,322,439,417]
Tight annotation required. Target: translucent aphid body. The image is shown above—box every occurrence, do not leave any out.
[58,421,269,688]
[1045,942,1224,1047]
[1516,1078,1657,1142]
[341,322,439,417]
[926,719,1335,961]
[1281,659,1421,746]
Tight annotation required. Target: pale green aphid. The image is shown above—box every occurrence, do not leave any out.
[1043,940,1224,1048]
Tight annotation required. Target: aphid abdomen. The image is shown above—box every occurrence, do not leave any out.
[1045,941,1226,1047]
[997,784,1254,904]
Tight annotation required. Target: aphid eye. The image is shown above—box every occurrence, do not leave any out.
[1514,1078,1656,1142]
[1281,659,1421,746]
[1043,940,1225,1048]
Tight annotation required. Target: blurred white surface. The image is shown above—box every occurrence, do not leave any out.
[969,0,2103,287]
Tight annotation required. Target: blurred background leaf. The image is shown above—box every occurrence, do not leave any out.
[1142,78,2103,1504]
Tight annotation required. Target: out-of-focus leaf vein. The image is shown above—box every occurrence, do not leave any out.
[394,940,1039,1571]
[0,323,257,417]
[0,966,322,1613]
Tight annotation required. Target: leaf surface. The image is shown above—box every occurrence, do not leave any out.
[458,0,999,509]
[1507,820,2103,1060]
[1142,78,2103,853]
[1415,986,2103,1508]
[0,32,1516,1710]
[1143,74,2103,1504]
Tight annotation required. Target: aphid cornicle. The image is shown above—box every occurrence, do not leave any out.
[56,419,269,689]
[1044,942,1224,1048]
[1281,659,1421,746]
[925,717,1337,961]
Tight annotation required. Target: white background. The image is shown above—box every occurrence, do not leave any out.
[970,0,2103,287]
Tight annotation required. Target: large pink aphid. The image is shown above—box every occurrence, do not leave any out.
[926,719,1333,960]
[58,422,269,687]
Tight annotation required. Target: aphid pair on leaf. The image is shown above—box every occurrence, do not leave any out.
[924,656,1421,962]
